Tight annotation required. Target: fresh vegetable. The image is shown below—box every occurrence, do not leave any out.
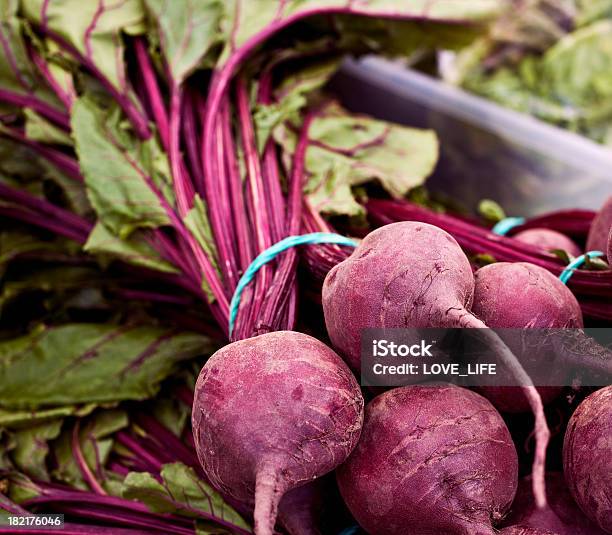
[323,221,549,505]
[278,480,325,535]
[192,331,364,535]
[367,199,612,322]
[504,472,606,535]
[513,228,581,257]
[608,227,612,264]
[472,262,612,382]
[445,1,612,146]
[587,197,612,253]
[0,0,501,343]
[563,386,612,533]
[336,385,519,535]
[473,262,584,328]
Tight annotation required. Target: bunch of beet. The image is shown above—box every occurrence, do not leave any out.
[192,210,611,534]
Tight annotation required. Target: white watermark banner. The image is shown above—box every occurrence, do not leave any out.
[360,328,612,387]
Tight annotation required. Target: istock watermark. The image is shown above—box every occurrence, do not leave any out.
[361,328,612,387]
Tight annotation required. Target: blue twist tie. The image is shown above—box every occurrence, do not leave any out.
[229,232,358,336]
[559,250,605,285]
[338,526,360,535]
[492,216,526,236]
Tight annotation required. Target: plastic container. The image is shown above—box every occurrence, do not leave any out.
[331,57,612,216]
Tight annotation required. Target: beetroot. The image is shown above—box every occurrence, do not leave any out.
[504,472,606,535]
[323,222,550,506]
[563,386,612,533]
[514,228,581,257]
[607,228,612,265]
[336,385,518,535]
[192,331,364,535]
[472,262,612,389]
[586,196,612,252]
[473,262,583,330]
[278,481,324,535]
[323,222,476,371]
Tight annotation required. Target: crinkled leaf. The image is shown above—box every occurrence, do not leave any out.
[42,164,92,217]
[6,472,42,504]
[218,0,503,65]
[144,0,224,83]
[0,139,46,180]
[52,409,127,490]
[196,521,234,535]
[455,3,612,145]
[123,462,250,531]
[0,231,59,271]
[85,222,179,274]
[276,102,438,216]
[0,266,102,312]
[72,97,172,238]
[0,323,211,409]
[151,397,190,437]
[540,20,612,111]
[24,109,72,145]
[0,0,61,107]
[254,58,340,152]
[11,419,63,481]
[576,0,612,27]
[20,0,145,95]
[0,404,97,429]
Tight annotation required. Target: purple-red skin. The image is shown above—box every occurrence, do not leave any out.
[504,472,606,535]
[336,385,519,535]
[323,222,549,508]
[514,228,582,257]
[472,262,612,409]
[607,227,612,265]
[586,197,612,253]
[278,480,325,535]
[473,263,584,330]
[322,221,478,371]
[471,262,583,413]
[192,331,364,535]
[563,386,612,534]
[500,527,557,535]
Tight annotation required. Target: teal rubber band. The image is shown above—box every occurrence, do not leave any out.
[338,527,359,535]
[492,216,526,236]
[228,232,358,336]
[559,250,604,285]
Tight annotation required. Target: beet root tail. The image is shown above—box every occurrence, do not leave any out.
[254,465,285,535]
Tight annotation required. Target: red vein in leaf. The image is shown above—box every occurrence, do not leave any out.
[72,421,108,496]
[83,1,106,63]
[119,330,176,375]
[29,47,76,110]
[34,27,150,139]
[102,123,228,315]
